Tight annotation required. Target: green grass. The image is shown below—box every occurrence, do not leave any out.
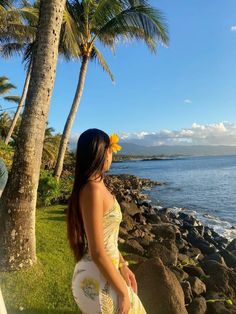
[0,205,81,314]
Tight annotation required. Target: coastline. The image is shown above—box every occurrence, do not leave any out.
[105,173,236,313]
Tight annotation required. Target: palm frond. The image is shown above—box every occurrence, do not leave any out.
[91,46,114,81]
[0,42,26,58]
[97,4,169,52]
[17,6,39,27]
[60,2,82,59]
[4,95,20,103]
[0,82,16,95]
[91,0,122,30]
[0,0,11,10]
[22,42,33,69]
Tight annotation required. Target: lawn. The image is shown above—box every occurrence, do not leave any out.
[0,204,81,313]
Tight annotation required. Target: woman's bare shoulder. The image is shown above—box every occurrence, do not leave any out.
[79,181,103,202]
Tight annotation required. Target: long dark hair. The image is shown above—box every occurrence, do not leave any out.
[66,128,110,262]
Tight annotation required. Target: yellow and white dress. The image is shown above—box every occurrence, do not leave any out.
[71,196,147,314]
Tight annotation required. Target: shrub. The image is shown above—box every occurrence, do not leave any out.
[37,170,60,207]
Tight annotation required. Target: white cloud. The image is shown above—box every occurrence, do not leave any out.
[184,99,192,104]
[118,121,236,146]
[230,25,236,32]
[68,121,236,149]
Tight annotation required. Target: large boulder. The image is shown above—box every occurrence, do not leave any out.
[200,260,236,304]
[227,239,236,252]
[151,223,178,243]
[147,241,178,266]
[120,201,141,217]
[187,296,207,314]
[121,238,145,256]
[134,257,187,314]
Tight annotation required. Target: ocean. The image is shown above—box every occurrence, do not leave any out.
[109,154,236,240]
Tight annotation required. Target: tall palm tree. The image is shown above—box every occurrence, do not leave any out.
[1,2,38,144]
[53,0,169,181]
[1,1,81,144]
[0,0,66,271]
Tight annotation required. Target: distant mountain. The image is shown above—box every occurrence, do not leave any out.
[112,142,236,157]
[69,140,236,157]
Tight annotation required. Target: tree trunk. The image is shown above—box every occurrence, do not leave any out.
[4,62,32,145]
[53,55,89,181]
[0,0,66,271]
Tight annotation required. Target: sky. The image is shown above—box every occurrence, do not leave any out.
[1,0,236,147]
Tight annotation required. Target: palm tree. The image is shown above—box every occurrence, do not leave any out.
[53,0,169,181]
[0,0,66,271]
[1,1,81,144]
[1,2,38,144]
[42,125,62,170]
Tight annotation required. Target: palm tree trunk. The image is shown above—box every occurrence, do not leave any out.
[53,55,89,181]
[0,0,66,271]
[4,62,32,145]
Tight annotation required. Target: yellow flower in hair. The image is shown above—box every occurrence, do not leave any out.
[109,133,122,153]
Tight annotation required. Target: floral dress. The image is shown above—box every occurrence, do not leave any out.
[71,196,147,314]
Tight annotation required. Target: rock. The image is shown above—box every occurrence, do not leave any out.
[120,201,141,216]
[151,223,178,243]
[146,213,162,224]
[188,276,206,296]
[200,260,236,304]
[123,253,148,272]
[136,237,151,248]
[170,265,189,282]
[131,228,145,238]
[157,213,170,223]
[134,257,188,314]
[207,300,236,314]
[219,249,236,268]
[176,238,187,250]
[122,239,145,256]
[183,265,206,278]
[231,250,236,258]
[120,213,135,231]
[147,241,178,266]
[187,296,207,314]
[181,280,193,304]
[182,247,203,261]
[187,230,217,255]
[202,252,226,265]
[118,226,129,238]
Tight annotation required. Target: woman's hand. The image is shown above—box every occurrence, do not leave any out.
[120,265,138,294]
[118,292,131,314]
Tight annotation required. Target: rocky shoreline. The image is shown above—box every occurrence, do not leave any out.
[105,173,236,314]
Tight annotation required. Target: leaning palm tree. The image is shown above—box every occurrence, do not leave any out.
[0,0,66,271]
[1,2,38,144]
[53,0,169,181]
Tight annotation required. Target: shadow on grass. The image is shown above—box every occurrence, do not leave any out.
[41,216,66,222]
[8,308,80,314]
[46,209,66,215]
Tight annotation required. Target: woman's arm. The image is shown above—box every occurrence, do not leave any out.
[119,251,125,264]
[80,182,129,297]
[118,251,138,294]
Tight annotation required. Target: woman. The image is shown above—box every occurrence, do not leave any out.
[67,128,147,314]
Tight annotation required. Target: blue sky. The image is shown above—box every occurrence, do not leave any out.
[1,0,236,146]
